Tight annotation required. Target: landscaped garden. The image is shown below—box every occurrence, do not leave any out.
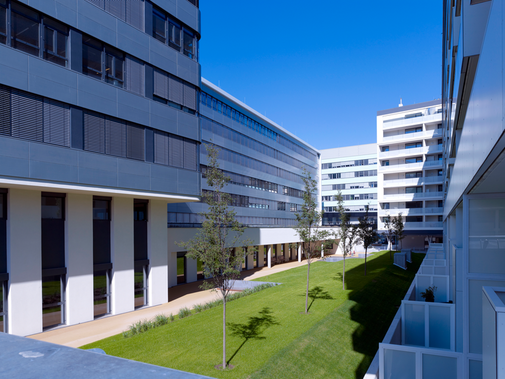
[82,251,423,379]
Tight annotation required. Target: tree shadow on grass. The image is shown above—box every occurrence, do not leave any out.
[306,286,333,311]
[227,307,280,365]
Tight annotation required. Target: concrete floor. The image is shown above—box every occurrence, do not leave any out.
[28,259,314,348]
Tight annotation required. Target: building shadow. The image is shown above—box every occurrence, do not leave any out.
[226,307,280,365]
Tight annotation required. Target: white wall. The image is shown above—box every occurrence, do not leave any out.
[7,189,42,336]
[148,200,168,306]
[65,193,93,325]
[110,197,134,315]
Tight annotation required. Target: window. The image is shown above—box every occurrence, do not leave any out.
[405,157,423,164]
[152,6,197,61]
[438,154,443,161]
[406,186,423,193]
[43,18,68,66]
[438,139,443,146]
[406,216,423,222]
[381,146,389,152]
[405,127,422,134]
[0,280,5,333]
[438,200,444,208]
[11,2,40,56]
[406,141,422,149]
[406,171,422,178]
[0,0,7,44]
[83,35,124,88]
[438,170,443,176]
[382,160,389,166]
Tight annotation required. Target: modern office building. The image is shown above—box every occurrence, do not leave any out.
[0,0,201,336]
[376,100,444,249]
[370,1,505,378]
[320,144,378,226]
[165,78,325,285]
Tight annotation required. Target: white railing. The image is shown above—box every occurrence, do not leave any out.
[401,300,455,350]
[379,145,443,159]
[382,176,444,187]
[401,249,412,263]
[379,160,443,173]
[381,192,444,200]
[381,129,443,143]
[394,252,407,270]
[415,274,449,302]
[379,343,463,379]
[403,222,443,229]
[379,208,444,217]
[381,113,442,130]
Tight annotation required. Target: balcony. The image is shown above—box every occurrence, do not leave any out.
[404,221,443,229]
[381,192,444,201]
[380,129,443,144]
[379,145,443,159]
[382,113,442,130]
[382,176,444,188]
[380,160,444,173]
[378,207,444,217]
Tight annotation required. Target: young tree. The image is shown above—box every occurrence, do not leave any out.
[294,170,332,314]
[356,206,378,276]
[179,144,252,370]
[335,192,359,290]
[383,216,395,259]
[393,213,405,250]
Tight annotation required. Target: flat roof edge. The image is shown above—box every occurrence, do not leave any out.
[377,100,441,116]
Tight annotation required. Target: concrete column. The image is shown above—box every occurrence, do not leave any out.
[257,245,264,268]
[8,189,42,336]
[267,245,272,268]
[186,257,197,283]
[283,243,289,260]
[321,241,324,258]
[167,251,178,289]
[65,193,93,326]
[276,244,282,263]
[298,243,302,262]
[110,197,134,315]
[246,247,254,270]
[148,200,168,305]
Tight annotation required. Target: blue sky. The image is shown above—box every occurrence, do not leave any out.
[199,1,443,151]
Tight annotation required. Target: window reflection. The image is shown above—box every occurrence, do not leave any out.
[11,2,40,56]
[93,199,110,220]
[42,275,63,329]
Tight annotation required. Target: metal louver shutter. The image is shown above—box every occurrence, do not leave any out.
[87,0,105,8]
[43,99,70,147]
[126,0,144,31]
[84,112,105,153]
[127,123,144,160]
[183,83,196,110]
[104,0,125,20]
[153,70,168,100]
[11,90,43,142]
[183,139,197,171]
[168,76,183,105]
[154,131,168,165]
[126,56,145,96]
[169,135,183,168]
[0,85,10,136]
[105,117,126,157]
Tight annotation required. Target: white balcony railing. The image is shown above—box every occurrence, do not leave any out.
[381,192,444,200]
[382,176,444,188]
[379,160,443,173]
[380,129,443,144]
[382,113,442,130]
[378,207,444,217]
[404,221,443,229]
[379,145,443,159]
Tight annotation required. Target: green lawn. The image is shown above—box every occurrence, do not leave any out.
[82,251,422,379]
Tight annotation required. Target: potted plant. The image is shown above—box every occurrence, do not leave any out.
[420,286,437,302]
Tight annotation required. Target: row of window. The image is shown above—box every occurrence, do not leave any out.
[0,0,198,114]
[0,84,198,171]
[381,155,443,166]
[85,0,198,60]
[321,158,377,170]
[323,193,378,204]
[201,166,304,199]
[322,182,378,193]
[322,170,377,181]
[201,116,317,176]
[202,143,305,186]
[167,212,298,227]
[200,92,317,161]
[202,190,301,212]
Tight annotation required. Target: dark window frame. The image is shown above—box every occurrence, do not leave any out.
[82,34,124,88]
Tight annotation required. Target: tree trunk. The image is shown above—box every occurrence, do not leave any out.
[305,259,310,313]
[364,247,367,276]
[223,296,226,369]
[342,255,346,290]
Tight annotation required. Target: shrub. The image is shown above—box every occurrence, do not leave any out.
[169,313,175,322]
[178,307,192,319]
[154,314,169,327]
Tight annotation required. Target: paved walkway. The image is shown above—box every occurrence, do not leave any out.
[28,259,316,348]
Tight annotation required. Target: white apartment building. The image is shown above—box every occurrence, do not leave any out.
[320,144,378,226]
[376,100,444,249]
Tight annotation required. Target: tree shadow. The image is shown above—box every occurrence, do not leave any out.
[227,307,280,365]
[306,286,333,311]
[333,272,343,283]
